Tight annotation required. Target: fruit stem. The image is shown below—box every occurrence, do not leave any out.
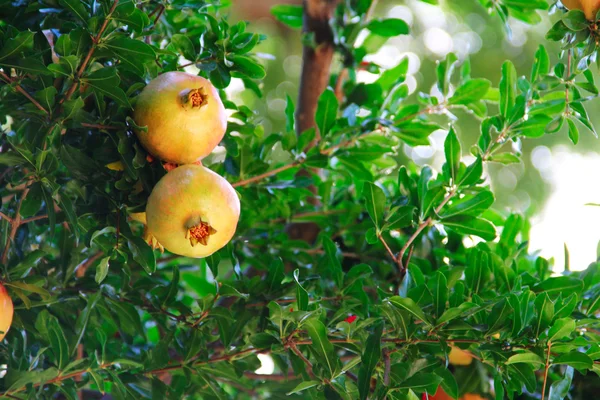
[186,220,217,246]
[181,88,208,109]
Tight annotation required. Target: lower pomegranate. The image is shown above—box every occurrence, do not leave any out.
[0,283,13,341]
[146,164,240,258]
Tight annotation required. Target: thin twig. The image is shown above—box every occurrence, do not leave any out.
[0,71,50,116]
[20,214,48,224]
[383,349,391,386]
[0,212,11,222]
[289,343,315,378]
[541,341,552,400]
[231,161,302,188]
[81,123,120,130]
[62,0,119,103]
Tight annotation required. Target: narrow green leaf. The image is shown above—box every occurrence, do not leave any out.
[315,88,338,137]
[388,296,431,327]
[358,322,383,399]
[499,61,516,120]
[362,182,386,231]
[444,127,461,182]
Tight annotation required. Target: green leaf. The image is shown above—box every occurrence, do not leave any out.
[0,31,35,61]
[384,205,415,230]
[499,60,516,120]
[436,53,458,96]
[548,366,573,400]
[321,236,344,288]
[562,10,588,31]
[127,235,156,274]
[567,118,579,145]
[362,182,386,231]
[366,19,410,37]
[531,45,550,81]
[553,352,593,370]
[287,380,321,395]
[48,318,70,370]
[95,256,110,284]
[506,352,545,367]
[444,127,461,182]
[431,271,448,318]
[397,373,442,392]
[82,68,131,108]
[535,293,554,337]
[72,292,101,355]
[271,5,303,29]
[441,216,496,241]
[388,296,431,327]
[448,79,491,105]
[59,0,89,23]
[358,322,383,399]
[513,115,552,138]
[304,318,339,378]
[439,190,494,219]
[293,269,309,311]
[434,367,458,399]
[509,364,537,393]
[547,318,576,342]
[171,34,196,61]
[436,302,478,326]
[104,36,155,77]
[315,88,338,137]
[533,277,584,296]
[230,54,266,80]
[459,158,483,186]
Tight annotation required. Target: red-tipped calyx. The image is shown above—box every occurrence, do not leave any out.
[186,220,217,246]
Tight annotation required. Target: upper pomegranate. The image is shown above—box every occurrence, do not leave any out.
[145,164,240,258]
[133,72,227,164]
[562,0,600,20]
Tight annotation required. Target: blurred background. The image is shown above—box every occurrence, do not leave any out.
[224,0,600,272]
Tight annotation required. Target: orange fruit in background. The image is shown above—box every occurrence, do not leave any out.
[145,164,240,258]
[133,71,227,164]
[0,283,13,341]
[561,0,600,20]
[422,387,486,400]
[448,346,473,366]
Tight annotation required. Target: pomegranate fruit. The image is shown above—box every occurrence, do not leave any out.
[0,283,13,341]
[562,0,600,20]
[145,164,240,258]
[133,71,227,164]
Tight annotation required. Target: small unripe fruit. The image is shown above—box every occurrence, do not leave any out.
[146,165,240,258]
[133,72,227,164]
[562,0,600,20]
[0,283,13,341]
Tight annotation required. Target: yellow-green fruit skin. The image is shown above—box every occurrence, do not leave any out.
[0,283,13,341]
[133,72,227,164]
[146,165,240,258]
[562,0,600,19]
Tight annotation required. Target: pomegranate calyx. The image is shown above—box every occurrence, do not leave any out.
[181,88,208,109]
[186,221,217,247]
[143,227,164,253]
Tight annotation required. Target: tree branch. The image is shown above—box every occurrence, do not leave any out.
[231,160,302,188]
[0,71,50,116]
[541,341,552,400]
[62,0,119,103]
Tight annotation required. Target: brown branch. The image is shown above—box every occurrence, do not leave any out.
[290,343,316,378]
[0,71,50,116]
[541,341,552,400]
[81,123,120,130]
[76,252,106,278]
[62,0,119,103]
[0,211,11,222]
[383,349,391,386]
[20,214,48,224]
[243,372,297,381]
[231,161,302,188]
[152,5,165,26]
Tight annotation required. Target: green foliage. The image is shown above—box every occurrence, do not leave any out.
[0,0,600,399]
